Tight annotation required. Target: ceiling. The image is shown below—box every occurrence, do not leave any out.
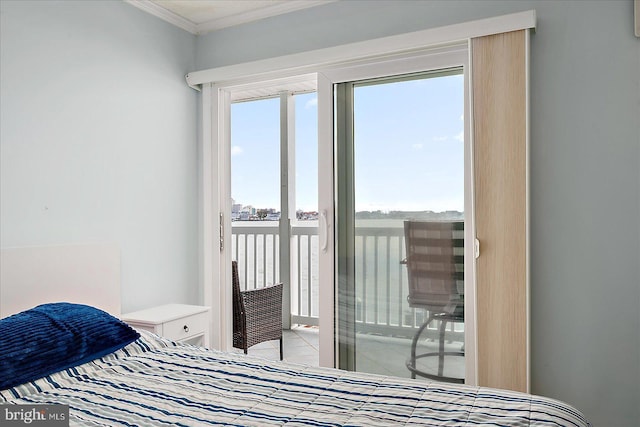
[126,0,335,35]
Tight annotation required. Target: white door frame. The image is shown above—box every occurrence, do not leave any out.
[200,83,232,351]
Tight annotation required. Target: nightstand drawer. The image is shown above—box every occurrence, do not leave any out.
[162,311,207,341]
[121,304,210,347]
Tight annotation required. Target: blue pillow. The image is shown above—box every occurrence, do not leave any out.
[0,302,140,390]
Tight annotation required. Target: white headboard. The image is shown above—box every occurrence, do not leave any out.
[0,244,121,318]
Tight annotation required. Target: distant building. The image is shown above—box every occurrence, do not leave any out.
[297,210,319,220]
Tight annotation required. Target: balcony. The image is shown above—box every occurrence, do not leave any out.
[231,221,465,378]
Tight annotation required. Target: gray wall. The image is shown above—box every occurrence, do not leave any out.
[0,0,199,313]
[1,0,638,425]
[197,1,640,425]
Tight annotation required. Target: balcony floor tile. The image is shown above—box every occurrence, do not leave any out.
[230,325,464,384]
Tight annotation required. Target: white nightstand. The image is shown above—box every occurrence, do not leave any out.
[121,304,210,348]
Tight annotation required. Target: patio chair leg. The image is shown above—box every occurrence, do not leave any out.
[438,319,447,377]
[279,337,283,360]
[409,314,434,379]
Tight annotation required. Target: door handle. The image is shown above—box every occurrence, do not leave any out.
[320,210,329,253]
[219,212,224,251]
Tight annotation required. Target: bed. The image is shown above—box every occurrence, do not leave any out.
[0,303,591,427]
[0,246,591,426]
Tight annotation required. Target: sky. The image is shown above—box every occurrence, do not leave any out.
[230,72,464,213]
[231,93,318,212]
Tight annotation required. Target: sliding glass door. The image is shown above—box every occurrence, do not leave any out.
[207,30,529,389]
[335,69,467,381]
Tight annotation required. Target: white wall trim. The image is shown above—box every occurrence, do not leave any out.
[186,10,536,88]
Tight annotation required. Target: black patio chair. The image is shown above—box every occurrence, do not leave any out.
[232,261,283,360]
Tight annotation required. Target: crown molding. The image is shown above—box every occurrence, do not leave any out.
[125,0,198,34]
[196,1,335,35]
[125,0,336,36]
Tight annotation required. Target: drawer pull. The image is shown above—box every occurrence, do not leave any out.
[183,325,189,333]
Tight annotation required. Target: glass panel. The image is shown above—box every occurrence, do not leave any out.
[338,70,465,382]
[295,92,319,216]
[293,92,320,325]
[230,98,280,290]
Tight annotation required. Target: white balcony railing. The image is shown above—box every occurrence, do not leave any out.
[231,222,319,326]
[231,221,463,341]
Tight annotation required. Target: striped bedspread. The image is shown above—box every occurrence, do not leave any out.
[1,331,590,426]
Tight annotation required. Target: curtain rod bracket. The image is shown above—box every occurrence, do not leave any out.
[186,73,202,91]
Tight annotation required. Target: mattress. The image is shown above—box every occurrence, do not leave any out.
[1,330,590,427]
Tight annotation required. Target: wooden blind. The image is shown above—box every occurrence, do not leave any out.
[472,29,528,392]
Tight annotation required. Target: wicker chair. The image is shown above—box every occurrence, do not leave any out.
[402,220,464,383]
[232,261,283,360]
